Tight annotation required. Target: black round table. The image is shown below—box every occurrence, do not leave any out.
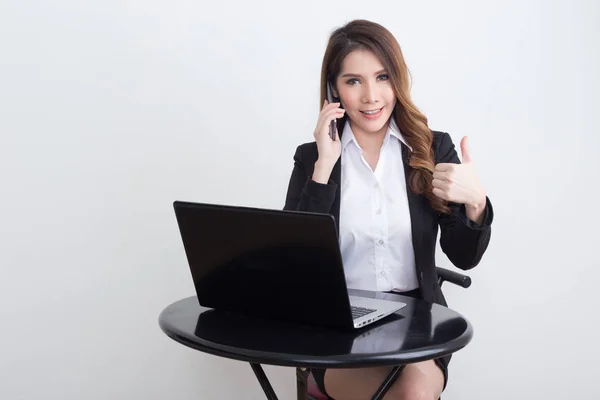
[158,289,473,400]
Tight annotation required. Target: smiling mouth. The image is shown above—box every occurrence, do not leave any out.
[360,107,384,115]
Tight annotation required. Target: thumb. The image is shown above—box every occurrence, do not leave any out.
[460,136,472,163]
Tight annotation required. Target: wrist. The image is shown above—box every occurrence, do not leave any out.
[466,195,487,211]
[312,158,336,184]
[316,157,337,169]
[465,195,487,225]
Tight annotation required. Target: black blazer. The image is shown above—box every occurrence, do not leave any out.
[283,130,493,308]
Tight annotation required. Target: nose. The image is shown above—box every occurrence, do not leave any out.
[361,81,377,104]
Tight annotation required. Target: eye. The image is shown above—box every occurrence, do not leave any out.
[346,78,360,85]
[378,74,389,81]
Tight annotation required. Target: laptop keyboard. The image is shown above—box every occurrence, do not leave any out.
[351,306,377,320]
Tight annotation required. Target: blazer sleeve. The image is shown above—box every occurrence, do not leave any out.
[436,132,494,270]
[283,145,337,213]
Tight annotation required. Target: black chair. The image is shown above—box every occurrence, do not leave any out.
[295,266,472,400]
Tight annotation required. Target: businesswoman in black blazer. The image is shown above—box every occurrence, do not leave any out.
[283,19,493,400]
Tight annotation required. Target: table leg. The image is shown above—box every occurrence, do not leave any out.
[250,363,279,400]
[371,365,404,400]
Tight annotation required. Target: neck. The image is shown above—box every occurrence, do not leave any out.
[350,120,389,153]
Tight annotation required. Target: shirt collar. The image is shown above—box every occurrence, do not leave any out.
[340,117,413,151]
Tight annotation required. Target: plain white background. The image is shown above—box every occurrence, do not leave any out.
[1,0,598,399]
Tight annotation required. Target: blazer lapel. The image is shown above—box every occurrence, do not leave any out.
[401,143,425,274]
[330,158,342,236]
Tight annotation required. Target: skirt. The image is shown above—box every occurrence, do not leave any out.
[310,288,448,399]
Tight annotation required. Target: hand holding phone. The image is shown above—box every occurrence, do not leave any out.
[312,82,345,166]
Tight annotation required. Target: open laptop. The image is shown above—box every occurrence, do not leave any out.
[173,200,406,330]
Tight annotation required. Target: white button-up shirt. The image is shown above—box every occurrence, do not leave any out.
[338,118,419,293]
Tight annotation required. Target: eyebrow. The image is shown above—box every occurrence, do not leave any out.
[339,69,387,78]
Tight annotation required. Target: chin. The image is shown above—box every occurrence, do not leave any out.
[362,122,388,134]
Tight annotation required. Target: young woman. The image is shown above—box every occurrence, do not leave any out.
[283,19,493,400]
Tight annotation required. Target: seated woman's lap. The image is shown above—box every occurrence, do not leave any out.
[323,360,445,400]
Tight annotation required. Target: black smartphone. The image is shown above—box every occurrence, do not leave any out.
[326,81,337,140]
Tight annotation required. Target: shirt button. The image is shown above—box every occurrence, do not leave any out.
[376,209,382,214]
[377,239,384,245]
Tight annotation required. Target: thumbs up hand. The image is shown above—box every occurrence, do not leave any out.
[432,136,487,210]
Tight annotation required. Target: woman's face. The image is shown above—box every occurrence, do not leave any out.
[334,49,396,137]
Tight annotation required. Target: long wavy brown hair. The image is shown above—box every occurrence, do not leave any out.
[320,19,450,214]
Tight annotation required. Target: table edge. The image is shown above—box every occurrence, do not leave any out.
[158,298,474,368]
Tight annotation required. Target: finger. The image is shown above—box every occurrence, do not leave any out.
[315,109,345,138]
[432,178,449,191]
[323,102,341,111]
[432,171,450,181]
[322,99,340,111]
[324,108,345,121]
[432,187,448,200]
[434,163,456,172]
[317,118,341,139]
[460,136,472,163]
